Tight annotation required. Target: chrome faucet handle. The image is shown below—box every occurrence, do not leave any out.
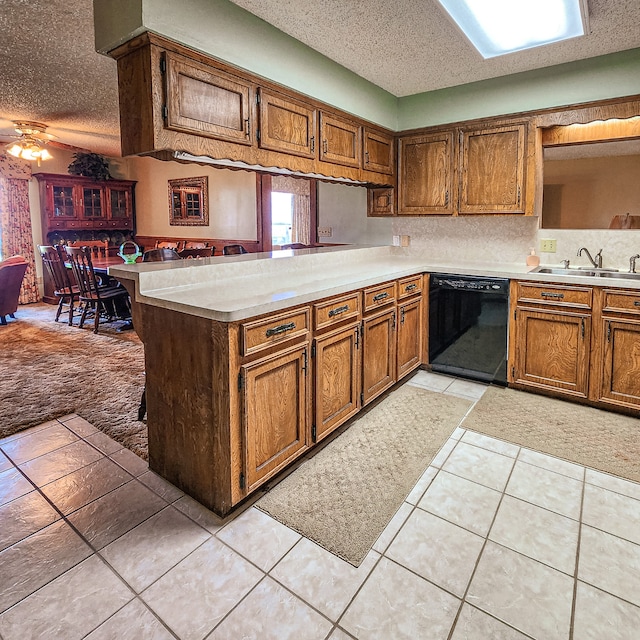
[562,259,570,269]
[630,254,640,273]
[595,249,603,268]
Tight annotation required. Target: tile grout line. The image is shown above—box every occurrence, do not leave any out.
[568,464,587,640]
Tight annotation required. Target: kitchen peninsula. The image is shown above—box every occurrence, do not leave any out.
[111,245,640,514]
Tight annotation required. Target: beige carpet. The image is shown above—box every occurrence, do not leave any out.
[463,386,640,483]
[257,384,473,566]
[0,304,147,459]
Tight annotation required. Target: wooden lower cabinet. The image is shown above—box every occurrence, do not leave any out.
[242,342,310,492]
[597,318,640,409]
[512,308,591,398]
[397,296,423,379]
[313,322,361,442]
[362,307,397,405]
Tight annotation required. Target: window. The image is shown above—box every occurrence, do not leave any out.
[168,176,209,226]
[271,192,294,246]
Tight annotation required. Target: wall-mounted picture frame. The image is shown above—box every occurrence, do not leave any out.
[168,176,209,226]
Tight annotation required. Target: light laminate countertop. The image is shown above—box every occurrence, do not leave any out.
[109,245,640,322]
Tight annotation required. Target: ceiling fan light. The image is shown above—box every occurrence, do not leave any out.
[6,143,24,158]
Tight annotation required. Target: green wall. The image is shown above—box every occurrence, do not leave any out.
[398,48,640,130]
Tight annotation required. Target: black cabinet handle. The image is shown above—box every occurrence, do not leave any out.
[328,305,349,317]
[373,292,389,302]
[405,284,417,292]
[541,292,564,299]
[266,322,295,337]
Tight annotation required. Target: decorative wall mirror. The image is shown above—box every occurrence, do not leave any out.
[168,176,208,225]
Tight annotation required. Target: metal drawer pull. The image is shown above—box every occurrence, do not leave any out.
[373,292,389,302]
[634,301,640,307]
[405,284,417,292]
[266,322,296,337]
[328,305,349,317]
[541,292,564,299]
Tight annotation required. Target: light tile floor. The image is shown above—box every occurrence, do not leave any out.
[1,371,640,639]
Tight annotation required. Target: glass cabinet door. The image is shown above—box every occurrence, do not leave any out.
[82,187,104,218]
[52,185,75,217]
[108,187,130,219]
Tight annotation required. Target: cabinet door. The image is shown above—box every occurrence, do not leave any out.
[367,187,394,217]
[165,52,254,146]
[242,343,310,491]
[363,128,394,174]
[319,112,361,168]
[397,297,423,379]
[398,132,454,214]
[459,123,526,214]
[80,186,106,221]
[46,182,79,221]
[362,308,396,405]
[106,185,133,228]
[513,308,590,398]
[258,89,317,158]
[598,317,640,410]
[314,323,361,442]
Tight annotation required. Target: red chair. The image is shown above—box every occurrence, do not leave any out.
[0,256,28,325]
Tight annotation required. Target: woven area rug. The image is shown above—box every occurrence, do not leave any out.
[257,384,473,566]
[0,304,147,459]
[462,386,640,483]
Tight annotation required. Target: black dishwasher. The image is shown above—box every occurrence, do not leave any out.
[428,273,509,386]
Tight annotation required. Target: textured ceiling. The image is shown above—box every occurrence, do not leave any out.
[0,0,121,156]
[229,0,640,97]
[0,0,639,158]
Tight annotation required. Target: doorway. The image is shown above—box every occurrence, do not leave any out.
[260,175,317,251]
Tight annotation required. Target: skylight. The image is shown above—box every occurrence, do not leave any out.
[438,0,588,59]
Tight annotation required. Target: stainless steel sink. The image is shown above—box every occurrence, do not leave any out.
[531,266,640,281]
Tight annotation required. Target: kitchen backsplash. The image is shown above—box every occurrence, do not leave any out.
[392,216,640,270]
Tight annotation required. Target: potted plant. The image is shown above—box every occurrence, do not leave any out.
[68,152,111,181]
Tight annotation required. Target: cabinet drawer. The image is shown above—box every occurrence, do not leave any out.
[241,307,310,356]
[602,289,640,315]
[397,275,422,300]
[314,292,361,331]
[517,282,592,309]
[363,282,396,313]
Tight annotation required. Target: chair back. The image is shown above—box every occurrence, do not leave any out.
[142,248,182,262]
[183,241,209,249]
[155,240,185,252]
[65,246,101,298]
[68,240,109,259]
[223,244,248,255]
[39,245,74,293]
[0,256,28,321]
[281,243,312,250]
[179,247,214,259]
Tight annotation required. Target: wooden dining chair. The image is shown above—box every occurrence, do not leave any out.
[223,244,248,255]
[155,240,185,252]
[178,247,215,259]
[67,240,109,259]
[38,245,80,325]
[64,246,131,333]
[142,248,182,262]
[183,241,209,249]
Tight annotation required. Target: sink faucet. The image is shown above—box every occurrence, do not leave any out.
[630,254,640,273]
[577,247,603,268]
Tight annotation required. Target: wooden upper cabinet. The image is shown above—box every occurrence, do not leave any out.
[459,123,526,214]
[319,112,362,168]
[164,52,254,145]
[367,187,394,217]
[398,132,454,215]
[258,89,317,158]
[363,129,394,174]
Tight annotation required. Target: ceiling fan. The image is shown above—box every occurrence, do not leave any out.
[1,121,90,165]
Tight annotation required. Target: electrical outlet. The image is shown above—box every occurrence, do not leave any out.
[401,235,410,247]
[317,226,332,237]
[392,235,401,246]
[540,238,557,253]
